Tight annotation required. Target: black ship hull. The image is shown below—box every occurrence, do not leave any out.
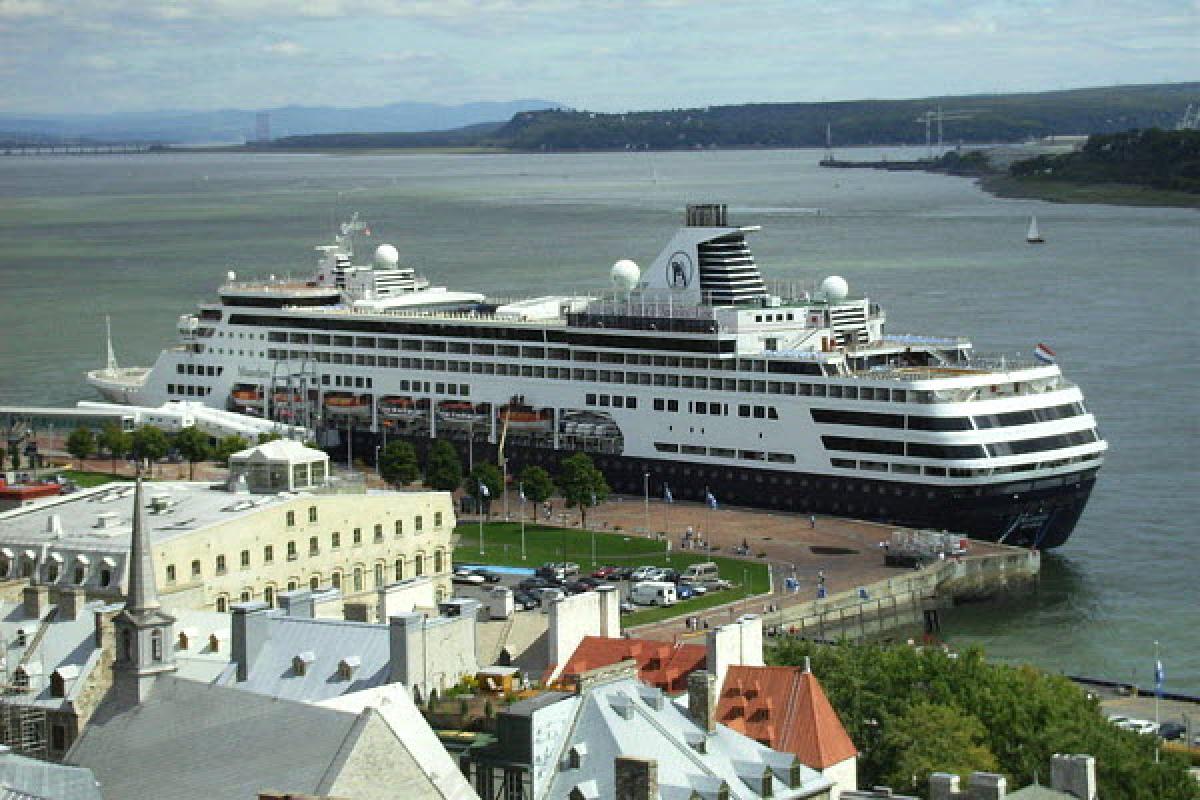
[354,431,1097,550]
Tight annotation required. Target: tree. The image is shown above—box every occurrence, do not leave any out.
[518,465,555,520]
[214,435,250,466]
[881,702,999,793]
[425,440,462,491]
[130,426,170,476]
[98,423,130,473]
[173,426,210,480]
[464,462,503,518]
[378,440,420,486]
[257,432,282,444]
[555,453,609,528]
[65,427,96,470]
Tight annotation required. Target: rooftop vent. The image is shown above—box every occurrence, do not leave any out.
[638,685,665,711]
[293,651,316,676]
[609,691,634,720]
[94,512,119,529]
[337,656,361,680]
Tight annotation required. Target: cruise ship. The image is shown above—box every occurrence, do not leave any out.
[87,206,1105,548]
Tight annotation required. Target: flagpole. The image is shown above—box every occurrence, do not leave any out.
[1155,641,1161,763]
[519,484,527,561]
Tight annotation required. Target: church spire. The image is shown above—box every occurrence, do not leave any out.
[125,477,161,612]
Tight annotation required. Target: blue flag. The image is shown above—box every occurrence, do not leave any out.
[663,484,673,504]
[706,491,718,510]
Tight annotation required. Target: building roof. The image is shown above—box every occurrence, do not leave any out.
[554,636,707,692]
[66,676,372,800]
[716,665,858,770]
[0,598,104,709]
[122,479,161,613]
[230,439,327,464]
[1006,787,1078,800]
[0,749,102,800]
[538,676,831,800]
[218,615,393,703]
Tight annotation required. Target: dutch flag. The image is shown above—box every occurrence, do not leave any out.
[1155,659,1165,695]
[663,484,674,504]
[1034,343,1057,364]
[706,491,718,510]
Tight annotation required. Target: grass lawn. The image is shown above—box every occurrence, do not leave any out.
[60,470,126,488]
[453,522,771,626]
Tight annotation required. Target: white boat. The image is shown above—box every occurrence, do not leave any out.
[1026,216,1044,244]
[85,205,1106,548]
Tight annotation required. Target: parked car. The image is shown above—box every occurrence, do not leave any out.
[680,562,720,584]
[629,565,659,582]
[614,566,636,581]
[630,581,678,607]
[592,565,620,579]
[512,590,540,611]
[452,573,485,585]
[619,600,637,614]
[656,567,681,583]
[1120,719,1158,735]
[576,576,604,590]
[1157,721,1186,741]
[518,576,555,592]
[542,561,580,578]
[563,580,594,595]
[675,583,698,600]
[470,568,502,583]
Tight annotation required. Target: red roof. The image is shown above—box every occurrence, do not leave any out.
[554,636,707,693]
[716,665,857,769]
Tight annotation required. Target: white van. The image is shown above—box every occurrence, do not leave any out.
[680,562,720,584]
[630,581,678,607]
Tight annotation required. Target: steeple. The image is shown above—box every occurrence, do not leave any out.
[111,477,176,708]
[125,478,161,612]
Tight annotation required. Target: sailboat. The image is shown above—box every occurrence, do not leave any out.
[1026,216,1044,244]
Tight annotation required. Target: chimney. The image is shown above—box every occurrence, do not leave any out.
[1050,754,1096,800]
[929,772,962,800]
[967,772,1006,800]
[277,589,314,619]
[614,756,658,800]
[688,669,718,733]
[55,587,87,621]
[736,614,764,666]
[23,585,49,619]
[231,601,272,682]
[388,613,423,685]
[596,585,620,638]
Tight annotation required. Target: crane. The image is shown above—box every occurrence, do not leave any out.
[915,107,982,158]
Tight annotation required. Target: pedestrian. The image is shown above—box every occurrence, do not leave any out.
[809,514,817,529]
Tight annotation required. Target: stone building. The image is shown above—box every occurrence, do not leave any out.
[0,457,455,613]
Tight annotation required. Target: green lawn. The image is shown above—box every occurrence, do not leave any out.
[453,522,771,626]
[61,470,127,488]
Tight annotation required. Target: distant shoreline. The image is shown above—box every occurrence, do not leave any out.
[977,174,1200,209]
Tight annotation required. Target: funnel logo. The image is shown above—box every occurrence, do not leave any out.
[667,251,694,289]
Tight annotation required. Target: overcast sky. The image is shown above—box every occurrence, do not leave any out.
[1,0,1196,115]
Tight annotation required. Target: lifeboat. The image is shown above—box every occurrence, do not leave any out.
[498,405,553,432]
[436,401,490,426]
[272,391,304,405]
[378,396,424,420]
[323,393,371,416]
[230,386,264,406]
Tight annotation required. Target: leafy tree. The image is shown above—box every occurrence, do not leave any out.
[65,427,96,469]
[173,426,210,480]
[881,702,998,792]
[555,453,609,528]
[130,426,169,476]
[424,440,462,491]
[768,640,1196,799]
[518,465,555,520]
[214,435,250,466]
[378,440,420,486]
[257,432,282,444]
[464,462,503,517]
[98,423,130,473]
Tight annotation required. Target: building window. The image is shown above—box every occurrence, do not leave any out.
[286,510,296,527]
[216,555,227,575]
[394,559,404,581]
[353,567,363,592]
[215,595,228,613]
[100,569,112,587]
[240,590,251,602]
[287,541,298,560]
[310,575,320,590]
[415,516,423,533]
[374,562,384,587]
[395,520,403,537]
[51,724,66,752]
[415,555,424,576]
[352,528,362,546]
[310,536,320,555]
[73,565,85,584]
[331,571,342,590]
[308,506,318,522]
[264,545,274,564]
[47,563,59,583]
[373,524,383,543]
[50,672,66,698]
[121,630,132,661]
[191,559,201,577]
[434,550,444,573]
[434,512,443,528]
[287,580,297,591]
[166,565,176,583]
[240,550,250,568]
[152,629,163,661]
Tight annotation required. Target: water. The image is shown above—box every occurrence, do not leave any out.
[1,149,1196,692]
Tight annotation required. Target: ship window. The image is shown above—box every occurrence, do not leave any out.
[908,415,972,431]
[627,397,637,409]
[753,406,766,419]
[654,398,665,411]
[654,443,679,453]
[739,405,751,417]
[667,399,678,412]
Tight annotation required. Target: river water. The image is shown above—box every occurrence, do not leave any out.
[0,148,1196,692]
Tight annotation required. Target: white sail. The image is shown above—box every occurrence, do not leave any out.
[1026,216,1043,243]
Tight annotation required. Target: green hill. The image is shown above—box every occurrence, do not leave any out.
[1009,128,1200,194]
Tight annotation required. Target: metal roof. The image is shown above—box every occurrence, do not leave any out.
[0,751,102,800]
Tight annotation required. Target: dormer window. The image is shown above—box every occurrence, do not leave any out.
[50,670,66,698]
[293,651,316,676]
[208,633,220,652]
[12,667,29,689]
[178,631,190,650]
[567,743,587,769]
[337,656,361,680]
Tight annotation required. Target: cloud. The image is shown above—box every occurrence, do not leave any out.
[263,40,306,56]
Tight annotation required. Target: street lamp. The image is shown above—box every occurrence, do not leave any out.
[643,472,650,536]
[374,445,381,477]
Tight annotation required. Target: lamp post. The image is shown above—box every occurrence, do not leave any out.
[374,445,381,477]
[519,486,527,561]
[642,472,650,536]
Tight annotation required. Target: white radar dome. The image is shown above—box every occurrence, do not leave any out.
[611,259,641,291]
[820,275,849,303]
[373,244,400,268]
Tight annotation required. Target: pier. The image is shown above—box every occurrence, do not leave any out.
[0,143,162,157]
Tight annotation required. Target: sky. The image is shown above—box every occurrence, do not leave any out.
[0,0,1196,115]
